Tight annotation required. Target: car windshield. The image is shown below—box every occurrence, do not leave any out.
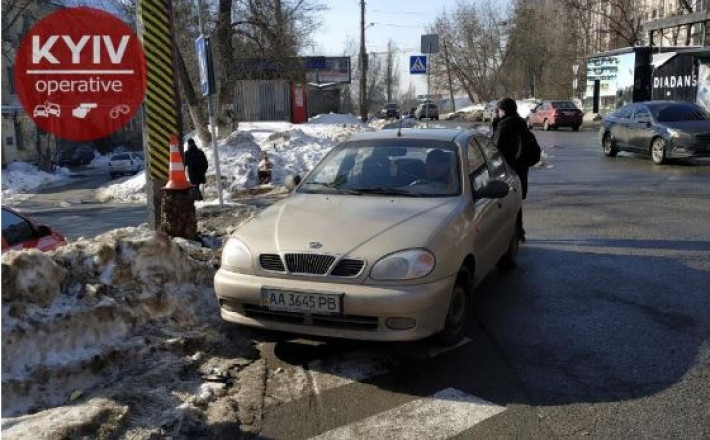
[299,139,461,197]
[649,103,710,122]
[552,101,577,109]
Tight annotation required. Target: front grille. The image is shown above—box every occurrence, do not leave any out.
[242,304,378,330]
[331,259,365,277]
[259,254,285,272]
[284,253,335,275]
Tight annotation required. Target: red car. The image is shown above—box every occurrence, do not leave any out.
[527,100,583,131]
[1,206,67,252]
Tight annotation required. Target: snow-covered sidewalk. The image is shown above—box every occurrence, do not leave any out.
[2,162,72,202]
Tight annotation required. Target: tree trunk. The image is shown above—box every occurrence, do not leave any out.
[176,47,210,145]
[213,0,237,133]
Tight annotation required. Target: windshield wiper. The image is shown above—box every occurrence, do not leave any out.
[355,187,421,197]
[302,182,362,195]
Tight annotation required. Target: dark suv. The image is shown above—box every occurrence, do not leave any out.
[55,145,95,167]
[379,103,401,119]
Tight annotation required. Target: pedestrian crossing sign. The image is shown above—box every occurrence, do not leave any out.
[410,55,427,74]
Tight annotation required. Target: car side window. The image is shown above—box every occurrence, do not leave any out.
[615,105,633,119]
[476,138,507,179]
[2,209,36,246]
[467,138,489,193]
[633,106,650,121]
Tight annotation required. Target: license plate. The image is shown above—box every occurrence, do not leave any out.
[563,111,574,116]
[262,289,341,314]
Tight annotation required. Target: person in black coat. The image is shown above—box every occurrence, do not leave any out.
[492,97,530,240]
[184,138,208,200]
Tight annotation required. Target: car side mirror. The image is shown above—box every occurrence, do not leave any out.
[36,225,52,237]
[284,174,302,191]
[475,179,510,199]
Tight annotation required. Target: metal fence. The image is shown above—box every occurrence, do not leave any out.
[234,80,291,122]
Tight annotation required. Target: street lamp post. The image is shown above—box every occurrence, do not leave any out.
[359,0,367,123]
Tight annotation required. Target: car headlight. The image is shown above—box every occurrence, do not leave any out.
[668,128,691,139]
[221,238,253,273]
[370,249,435,280]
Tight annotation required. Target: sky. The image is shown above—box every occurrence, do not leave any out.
[310,0,510,97]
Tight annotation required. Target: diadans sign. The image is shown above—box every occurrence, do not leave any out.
[651,53,698,102]
[653,74,698,89]
[14,7,147,142]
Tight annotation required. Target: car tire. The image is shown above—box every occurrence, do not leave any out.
[435,266,472,346]
[497,215,521,270]
[572,125,581,132]
[651,137,667,165]
[602,133,618,157]
[543,119,550,131]
[109,172,117,178]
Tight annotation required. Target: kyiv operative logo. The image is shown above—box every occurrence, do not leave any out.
[14,7,147,142]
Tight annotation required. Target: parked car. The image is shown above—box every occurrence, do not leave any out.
[379,103,401,119]
[214,129,523,344]
[600,101,710,165]
[402,107,417,118]
[414,103,439,120]
[55,145,95,167]
[107,152,143,178]
[2,206,67,252]
[527,100,583,131]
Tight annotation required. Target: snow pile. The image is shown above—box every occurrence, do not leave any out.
[308,112,362,125]
[0,219,273,438]
[1,227,220,417]
[204,131,263,190]
[456,104,484,113]
[96,170,146,203]
[1,162,71,196]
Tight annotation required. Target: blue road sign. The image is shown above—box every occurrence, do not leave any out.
[195,35,216,96]
[410,55,427,74]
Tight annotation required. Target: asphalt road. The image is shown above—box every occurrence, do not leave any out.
[246,127,710,438]
[10,166,147,240]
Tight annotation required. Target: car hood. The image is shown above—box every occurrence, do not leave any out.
[237,193,459,256]
[661,120,710,134]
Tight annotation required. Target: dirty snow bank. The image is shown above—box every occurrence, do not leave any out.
[96,170,147,203]
[1,202,274,438]
[307,112,362,125]
[1,162,71,198]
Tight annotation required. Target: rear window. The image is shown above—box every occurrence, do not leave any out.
[111,154,130,161]
[552,101,577,109]
[649,103,710,122]
[385,104,398,109]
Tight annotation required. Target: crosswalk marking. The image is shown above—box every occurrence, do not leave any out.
[265,338,472,407]
[309,388,506,440]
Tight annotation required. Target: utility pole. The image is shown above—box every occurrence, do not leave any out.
[426,43,431,119]
[359,0,367,122]
[196,0,224,205]
[443,41,455,113]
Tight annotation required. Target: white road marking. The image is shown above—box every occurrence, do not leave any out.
[265,338,472,407]
[310,388,506,440]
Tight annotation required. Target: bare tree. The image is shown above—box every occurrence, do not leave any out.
[384,40,399,103]
[560,0,644,48]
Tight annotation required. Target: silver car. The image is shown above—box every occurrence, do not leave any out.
[414,103,439,120]
[215,129,523,344]
[107,153,142,178]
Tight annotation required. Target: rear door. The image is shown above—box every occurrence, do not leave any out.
[627,105,654,152]
[609,104,634,148]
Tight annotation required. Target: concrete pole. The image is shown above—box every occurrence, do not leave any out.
[359,0,367,123]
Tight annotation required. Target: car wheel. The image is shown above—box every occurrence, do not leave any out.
[602,133,618,157]
[572,125,581,132]
[543,119,550,131]
[651,138,667,165]
[435,267,472,346]
[109,172,117,178]
[497,215,521,270]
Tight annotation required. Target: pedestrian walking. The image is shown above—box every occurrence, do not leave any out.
[258,151,273,185]
[492,97,536,242]
[184,138,208,201]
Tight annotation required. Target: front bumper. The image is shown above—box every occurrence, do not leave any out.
[667,138,710,159]
[214,269,456,341]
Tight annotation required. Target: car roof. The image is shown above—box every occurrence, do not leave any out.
[349,128,465,143]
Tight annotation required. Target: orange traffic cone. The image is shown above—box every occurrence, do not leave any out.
[164,135,193,190]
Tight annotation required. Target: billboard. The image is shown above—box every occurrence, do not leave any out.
[306,57,351,84]
[585,50,647,111]
[652,54,697,102]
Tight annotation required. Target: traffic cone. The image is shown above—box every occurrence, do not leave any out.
[163,135,193,190]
